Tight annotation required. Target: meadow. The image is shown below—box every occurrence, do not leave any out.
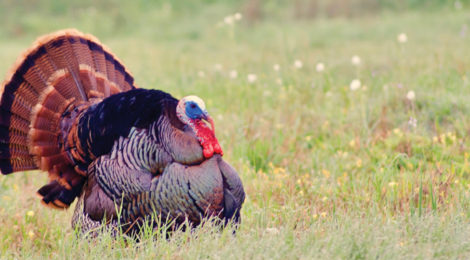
[1,0,470,258]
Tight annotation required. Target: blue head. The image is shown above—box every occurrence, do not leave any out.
[176,95,223,158]
[183,96,208,120]
[176,95,209,126]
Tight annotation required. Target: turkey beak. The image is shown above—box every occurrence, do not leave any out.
[201,112,215,132]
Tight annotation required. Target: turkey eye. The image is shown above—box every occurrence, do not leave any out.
[190,104,197,109]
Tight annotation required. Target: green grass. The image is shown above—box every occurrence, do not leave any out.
[1,1,470,258]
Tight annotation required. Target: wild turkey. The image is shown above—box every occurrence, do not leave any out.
[0,29,245,234]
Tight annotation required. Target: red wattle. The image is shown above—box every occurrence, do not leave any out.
[213,142,223,156]
[194,119,223,158]
[203,144,214,158]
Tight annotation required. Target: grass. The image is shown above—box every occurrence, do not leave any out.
[1,1,470,258]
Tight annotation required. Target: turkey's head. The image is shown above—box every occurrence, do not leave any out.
[176,95,223,158]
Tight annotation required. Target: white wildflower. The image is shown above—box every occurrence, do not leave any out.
[351,55,361,66]
[406,90,415,101]
[247,73,257,83]
[197,71,205,78]
[265,227,280,235]
[294,59,303,69]
[263,90,272,97]
[229,70,238,79]
[397,33,408,43]
[455,1,463,10]
[273,64,280,72]
[408,117,417,128]
[350,79,361,91]
[316,62,325,72]
[224,15,234,25]
[234,12,242,20]
[214,63,223,71]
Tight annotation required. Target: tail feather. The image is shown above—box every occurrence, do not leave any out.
[0,29,137,208]
[78,65,99,95]
[0,157,36,173]
[0,143,29,158]
[2,133,27,147]
[0,114,29,134]
[31,145,60,157]
[44,36,88,101]
[11,82,39,106]
[88,41,110,96]
[105,53,117,87]
[70,37,96,71]
[49,69,83,100]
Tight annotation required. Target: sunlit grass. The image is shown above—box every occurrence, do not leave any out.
[0,1,470,258]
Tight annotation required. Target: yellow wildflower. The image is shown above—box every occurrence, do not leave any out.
[349,139,356,148]
[356,159,362,168]
[407,163,413,170]
[393,128,402,136]
[321,169,330,178]
[268,162,274,169]
[273,167,286,175]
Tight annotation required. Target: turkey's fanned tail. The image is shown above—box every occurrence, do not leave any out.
[0,29,136,208]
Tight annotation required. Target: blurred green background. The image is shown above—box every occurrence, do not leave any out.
[0,0,468,38]
[1,0,470,258]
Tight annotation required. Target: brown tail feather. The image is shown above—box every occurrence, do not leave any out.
[0,29,137,208]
